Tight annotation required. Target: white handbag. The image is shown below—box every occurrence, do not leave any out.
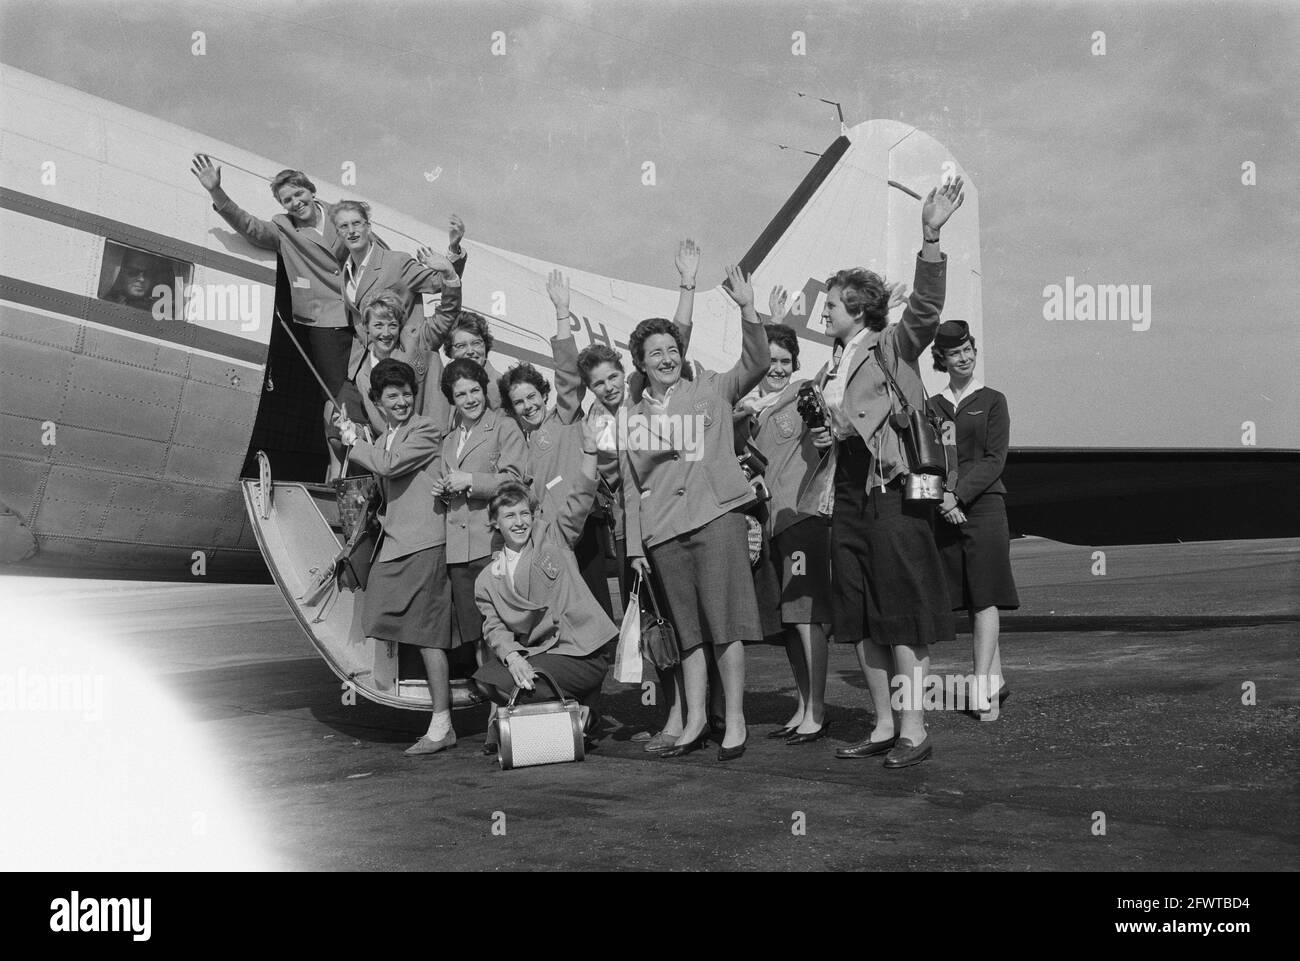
[612,573,644,683]
[497,670,586,770]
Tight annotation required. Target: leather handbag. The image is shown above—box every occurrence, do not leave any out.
[497,670,586,770]
[872,344,951,499]
[639,575,680,672]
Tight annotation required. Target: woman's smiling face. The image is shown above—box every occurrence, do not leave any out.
[641,333,681,393]
[495,501,534,550]
[509,382,547,430]
[451,378,485,422]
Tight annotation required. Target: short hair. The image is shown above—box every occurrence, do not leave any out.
[443,310,495,359]
[628,318,684,372]
[369,357,416,400]
[499,364,551,408]
[489,480,538,520]
[932,335,978,372]
[440,357,489,402]
[765,323,800,372]
[270,169,317,199]
[825,268,890,332]
[363,290,407,328]
[577,343,624,384]
[331,199,371,226]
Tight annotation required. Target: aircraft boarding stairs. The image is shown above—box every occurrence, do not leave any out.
[239,452,485,712]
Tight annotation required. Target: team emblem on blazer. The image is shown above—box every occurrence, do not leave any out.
[535,430,553,452]
[775,411,796,438]
[537,553,560,580]
[693,398,714,427]
[488,454,499,470]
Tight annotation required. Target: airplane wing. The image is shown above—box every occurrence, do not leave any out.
[1003,447,1300,544]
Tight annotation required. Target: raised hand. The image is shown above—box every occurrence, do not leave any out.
[922,175,964,234]
[675,238,701,283]
[722,264,754,310]
[448,214,465,252]
[768,284,790,324]
[546,268,571,315]
[417,246,456,275]
[190,154,221,192]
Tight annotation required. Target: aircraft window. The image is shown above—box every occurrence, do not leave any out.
[98,241,193,319]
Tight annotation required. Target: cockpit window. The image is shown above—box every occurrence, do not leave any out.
[98,241,192,319]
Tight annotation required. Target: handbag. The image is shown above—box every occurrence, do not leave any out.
[639,574,680,672]
[871,343,951,500]
[496,669,586,770]
[612,574,644,684]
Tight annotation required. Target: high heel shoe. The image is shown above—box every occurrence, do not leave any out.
[717,736,748,761]
[708,715,726,738]
[785,720,831,745]
[659,731,709,758]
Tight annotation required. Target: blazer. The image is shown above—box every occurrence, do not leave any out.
[474,468,616,663]
[571,319,697,542]
[211,193,351,327]
[930,386,1010,505]
[523,334,588,523]
[735,382,834,537]
[816,253,948,493]
[621,318,770,557]
[440,407,529,563]
[345,414,446,562]
[344,243,464,335]
[326,279,462,439]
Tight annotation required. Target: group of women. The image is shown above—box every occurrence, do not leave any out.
[193,153,1019,768]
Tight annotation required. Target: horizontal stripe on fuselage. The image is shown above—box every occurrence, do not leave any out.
[0,277,267,365]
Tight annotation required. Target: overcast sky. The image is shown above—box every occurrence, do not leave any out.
[2,0,1296,447]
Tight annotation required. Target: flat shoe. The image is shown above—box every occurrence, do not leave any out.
[786,721,831,745]
[767,725,798,739]
[835,735,896,759]
[405,732,457,756]
[643,730,680,754]
[882,736,932,769]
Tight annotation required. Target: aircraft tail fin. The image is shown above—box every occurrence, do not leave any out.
[738,120,982,390]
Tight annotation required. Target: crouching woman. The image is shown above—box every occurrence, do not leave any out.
[472,418,616,739]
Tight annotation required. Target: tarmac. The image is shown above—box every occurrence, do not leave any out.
[2,536,1297,871]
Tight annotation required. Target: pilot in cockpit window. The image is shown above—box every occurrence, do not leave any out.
[98,243,190,319]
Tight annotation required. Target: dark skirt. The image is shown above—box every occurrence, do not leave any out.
[935,492,1020,611]
[448,556,491,646]
[830,439,955,647]
[363,545,453,649]
[646,511,763,650]
[474,638,616,707]
[750,515,834,642]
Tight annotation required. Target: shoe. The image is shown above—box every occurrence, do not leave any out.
[882,736,932,769]
[659,732,709,758]
[786,721,831,745]
[643,730,680,754]
[767,725,798,739]
[717,735,748,762]
[405,731,457,756]
[482,719,499,756]
[835,734,897,759]
[709,714,727,738]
